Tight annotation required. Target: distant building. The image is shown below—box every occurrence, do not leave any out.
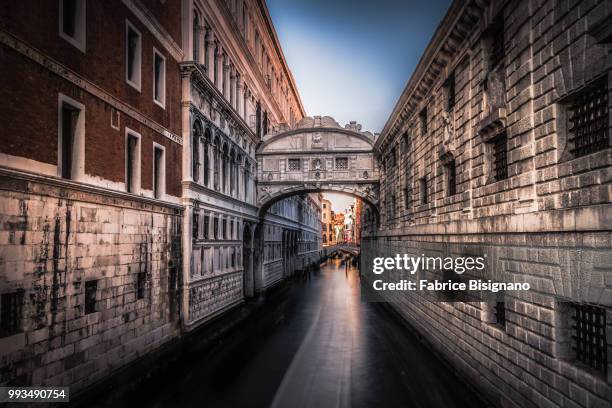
[321,199,334,245]
[354,199,363,245]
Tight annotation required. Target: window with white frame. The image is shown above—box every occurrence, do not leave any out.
[125,21,142,91]
[59,0,86,52]
[153,48,166,108]
[125,128,141,194]
[153,144,165,199]
[58,94,85,180]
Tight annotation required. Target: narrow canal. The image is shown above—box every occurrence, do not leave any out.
[87,257,485,408]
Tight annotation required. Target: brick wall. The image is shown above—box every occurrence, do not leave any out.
[370,0,612,406]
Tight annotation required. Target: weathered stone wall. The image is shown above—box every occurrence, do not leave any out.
[0,171,182,393]
[370,0,612,406]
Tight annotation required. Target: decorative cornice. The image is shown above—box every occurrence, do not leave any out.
[0,29,182,145]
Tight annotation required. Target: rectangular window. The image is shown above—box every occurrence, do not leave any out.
[229,220,234,240]
[213,216,219,239]
[59,0,86,52]
[0,291,24,337]
[419,177,428,204]
[492,131,508,182]
[153,145,164,199]
[447,159,457,196]
[489,12,505,69]
[136,271,146,299]
[494,301,506,327]
[126,130,141,193]
[567,77,609,158]
[126,21,142,90]
[288,158,301,171]
[420,107,428,135]
[335,157,348,170]
[445,72,456,111]
[222,218,227,239]
[153,48,166,108]
[571,303,607,375]
[84,280,97,314]
[403,186,411,209]
[203,214,209,239]
[60,103,80,179]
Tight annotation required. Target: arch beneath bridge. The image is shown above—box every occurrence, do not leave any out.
[256,116,380,215]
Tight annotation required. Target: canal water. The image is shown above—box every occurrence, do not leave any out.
[87,258,485,408]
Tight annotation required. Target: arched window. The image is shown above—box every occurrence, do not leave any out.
[229,149,236,196]
[203,128,211,186]
[193,11,200,62]
[214,136,221,190]
[192,120,202,182]
[222,143,229,193]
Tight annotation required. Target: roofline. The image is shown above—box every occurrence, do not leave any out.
[376,0,465,149]
[256,0,306,118]
[257,127,375,152]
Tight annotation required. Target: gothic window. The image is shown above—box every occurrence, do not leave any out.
[446,159,457,196]
[492,131,508,182]
[288,158,300,172]
[192,121,202,183]
[0,291,24,337]
[566,77,609,158]
[203,128,211,186]
[335,157,348,170]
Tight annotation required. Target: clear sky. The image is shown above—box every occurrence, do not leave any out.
[266,0,451,212]
[267,0,451,134]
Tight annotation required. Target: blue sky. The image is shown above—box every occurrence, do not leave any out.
[266,0,451,211]
[267,0,451,135]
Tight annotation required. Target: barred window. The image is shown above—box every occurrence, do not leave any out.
[419,177,428,204]
[571,303,607,375]
[446,159,457,196]
[335,157,348,170]
[567,77,609,158]
[0,291,24,337]
[420,107,428,135]
[492,131,508,181]
[85,280,97,314]
[288,158,300,171]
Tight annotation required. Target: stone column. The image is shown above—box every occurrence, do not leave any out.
[215,46,223,90]
[205,30,215,81]
[223,56,230,99]
[230,67,237,108]
[236,76,243,117]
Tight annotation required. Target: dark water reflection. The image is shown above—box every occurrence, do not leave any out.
[89,258,485,408]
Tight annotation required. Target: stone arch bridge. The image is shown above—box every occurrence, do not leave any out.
[256,116,380,214]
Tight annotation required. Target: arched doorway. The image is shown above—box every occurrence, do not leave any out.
[242,224,254,298]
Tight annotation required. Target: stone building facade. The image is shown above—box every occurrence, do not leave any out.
[363,0,612,407]
[0,0,184,391]
[179,0,306,329]
[321,199,334,245]
[0,0,318,394]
